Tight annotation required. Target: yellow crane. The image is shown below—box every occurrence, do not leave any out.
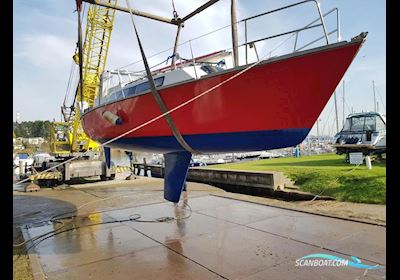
[32,1,118,185]
[51,0,117,156]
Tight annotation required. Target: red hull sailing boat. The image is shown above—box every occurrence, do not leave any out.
[80,1,367,202]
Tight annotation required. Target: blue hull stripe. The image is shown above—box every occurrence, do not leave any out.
[100,128,310,154]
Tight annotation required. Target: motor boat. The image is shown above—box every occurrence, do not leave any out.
[332,112,386,156]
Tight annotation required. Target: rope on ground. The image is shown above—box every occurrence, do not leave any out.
[13,195,192,256]
[308,161,363,202]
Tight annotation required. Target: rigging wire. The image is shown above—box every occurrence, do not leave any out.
[116,5,330,72]
[117,23,233,71]
[329,116,337,136]
[320,99,335,136]
[375,87,386,111]
[337,81,352,116]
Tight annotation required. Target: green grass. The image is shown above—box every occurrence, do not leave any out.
[210,153,386,204]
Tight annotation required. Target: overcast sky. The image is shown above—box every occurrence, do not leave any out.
[13,0,385,136]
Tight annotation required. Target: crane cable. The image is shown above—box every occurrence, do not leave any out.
[171,0,179,20]
[124,0,197,154]
[68,2,87,122]
[63,60,76,108]
[77,2,84,112]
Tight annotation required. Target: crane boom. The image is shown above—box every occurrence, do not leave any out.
[71,1,117,153]
[32,1,119,186]
[52,0,117,155]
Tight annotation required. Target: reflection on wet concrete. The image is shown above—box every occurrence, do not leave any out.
[164,192,189,277]
[166,192,189,247]
[13,195,77,227]
[24,194,385,280]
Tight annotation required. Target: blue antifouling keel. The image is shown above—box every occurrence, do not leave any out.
[104,147,111,169]
[164,151,192,203]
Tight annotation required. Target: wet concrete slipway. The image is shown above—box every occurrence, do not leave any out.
[13,175,386,280]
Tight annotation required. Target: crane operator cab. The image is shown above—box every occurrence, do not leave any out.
[50,122,72,156]
[56,130,67,142]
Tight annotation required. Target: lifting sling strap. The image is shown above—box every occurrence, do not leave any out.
[125,0,197,154]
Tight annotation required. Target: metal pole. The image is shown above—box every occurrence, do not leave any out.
[188,40,198,79]
[316,118,320,145]
[333,90,339,133]
[83,0,179,25]
[294,32,299,51]
[336,8,341,42]
[172,24,182,67]
[253,43,260,61]
[231,0,239,67]
[182,0,221,22]
[372,80,377,112]
[244,20,248,64]
[315,1,329,45]
[342,80,345,126]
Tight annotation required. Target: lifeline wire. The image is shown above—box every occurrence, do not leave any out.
[14,19,275,186]
[116,5,325,72]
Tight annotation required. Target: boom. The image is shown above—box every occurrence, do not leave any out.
[52,0,118,155]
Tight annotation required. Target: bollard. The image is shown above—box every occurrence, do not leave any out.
[365,155,372,170]
[19,160,24,178]
[143,158,149,177]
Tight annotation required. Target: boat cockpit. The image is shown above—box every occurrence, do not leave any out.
[92,57,228,110]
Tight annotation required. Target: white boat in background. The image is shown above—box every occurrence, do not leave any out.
[13,153,34,167]
[332,112,386,156]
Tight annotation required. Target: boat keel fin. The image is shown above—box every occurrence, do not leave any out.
[164,151,192,203]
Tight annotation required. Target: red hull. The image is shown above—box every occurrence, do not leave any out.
[82,39,364,153]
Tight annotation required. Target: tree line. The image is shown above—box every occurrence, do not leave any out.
[13,121,51,139]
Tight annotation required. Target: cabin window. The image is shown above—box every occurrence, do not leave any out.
[342,115,385,132]
[376,117,386,131]
[154,76,165,87]
[115,91,124,100]
[363,116,376,131]
[126,86,137,97]
[135,81,150,93]
[106,93,116,103]
[135,77,165,94]
[342,119,351,131]
[350,117,364,131]
[200,64,224,75]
